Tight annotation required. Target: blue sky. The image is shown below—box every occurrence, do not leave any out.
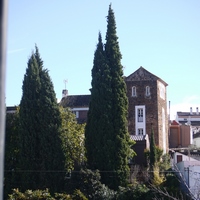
[6,0,200,119]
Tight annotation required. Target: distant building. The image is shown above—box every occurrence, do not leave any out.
[60,94,90,124]
[175,107,200,147]
[176,107,200,128]
[169,120,192,148]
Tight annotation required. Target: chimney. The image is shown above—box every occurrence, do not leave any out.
[190,107,193,115]
[197,107,199,115]
[62,89,68,98]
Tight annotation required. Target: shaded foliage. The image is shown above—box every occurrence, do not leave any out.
[85,5,133,190]
[150,126,157,168]
[59,107,85,172]
[116,184,152,200]
[18,46,65,192]
[4,110,20,197]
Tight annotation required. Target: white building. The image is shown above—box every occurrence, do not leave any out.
[176,107,200,129]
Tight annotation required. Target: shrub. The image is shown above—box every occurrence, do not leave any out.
[77,169,116,199]
[116,184,151,200]
[8,188,55,200]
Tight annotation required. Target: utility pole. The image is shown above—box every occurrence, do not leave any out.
[0,0,8,199]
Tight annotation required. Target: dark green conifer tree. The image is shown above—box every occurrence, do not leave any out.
[85,5,132,190]
[18,46,65,192]
[104,4,130,189]
[150,125,157,168]
[85,32,112,171]
[4,109,20,198]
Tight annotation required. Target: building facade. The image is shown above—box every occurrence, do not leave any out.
[125,67,168,153]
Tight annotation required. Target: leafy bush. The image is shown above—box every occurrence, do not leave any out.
[8,188,55,200]
[77,169,116,200]
[71,189,88,200]
[116,184,152,200]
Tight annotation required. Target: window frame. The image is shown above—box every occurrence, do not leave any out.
[145,86,150,96]
[135,105,146,136]
[132,86,137,97]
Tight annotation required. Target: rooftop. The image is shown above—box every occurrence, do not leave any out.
[60,95,90,108]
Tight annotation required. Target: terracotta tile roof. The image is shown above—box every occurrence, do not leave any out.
[171,120,180,125]
[60,95,90,108]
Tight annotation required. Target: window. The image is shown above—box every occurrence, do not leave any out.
[135,105,146,135]
[138,128,143,135]
[132,86,137,97]
[145,86,150,96]
[138,108,143,122]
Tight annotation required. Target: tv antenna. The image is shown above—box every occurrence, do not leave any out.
[64,79,68,89]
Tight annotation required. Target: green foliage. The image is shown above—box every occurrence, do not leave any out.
[59,107,86,171]
[151,165,165,186]
[117,184,151,200]
[69,169,116,200]
[159,153,171,172]
[146,131,171,187]
[150,127,157,168]
[71,190,88,200]
[85,5,133,190]
[85,32,111,171]
[54,192,72,200]
[145,146,164,166]
[160,172,182,196]
[18,46,65,192]
[4,110,20,197]
[8,188,55,200]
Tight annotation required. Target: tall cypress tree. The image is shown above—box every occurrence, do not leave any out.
[85,32,112,171]
[18,46,65,192]
[150,125,157,168]
[104,4,130,189]
[85,5,131,190]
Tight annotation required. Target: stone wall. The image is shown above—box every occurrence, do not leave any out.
[126,78,168,151]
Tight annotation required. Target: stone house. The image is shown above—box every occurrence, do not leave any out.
[60,66,169,154]
[125,67,168,153]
